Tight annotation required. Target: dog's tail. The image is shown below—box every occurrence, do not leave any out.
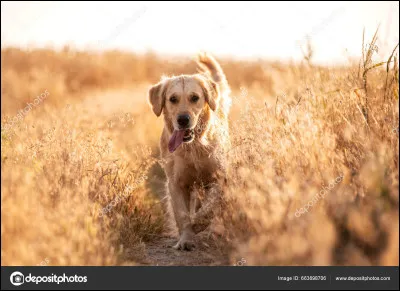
[197,52,229,94]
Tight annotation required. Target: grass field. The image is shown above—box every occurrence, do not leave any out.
[1,37,399,265]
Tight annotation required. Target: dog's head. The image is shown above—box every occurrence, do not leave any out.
[148,74,219,153]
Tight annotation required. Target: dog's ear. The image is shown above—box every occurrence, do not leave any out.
[202,79,220,111]
[148,81,166,117]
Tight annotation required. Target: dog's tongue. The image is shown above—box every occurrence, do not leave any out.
[168,130,185,153]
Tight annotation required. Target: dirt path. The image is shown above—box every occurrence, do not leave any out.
[137,234,231,266]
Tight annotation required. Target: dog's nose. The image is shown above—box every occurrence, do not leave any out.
[177,114,190,128]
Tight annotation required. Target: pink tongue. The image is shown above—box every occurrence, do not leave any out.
[168,130,185,153]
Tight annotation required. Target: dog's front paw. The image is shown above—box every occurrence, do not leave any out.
[172,231,196,251]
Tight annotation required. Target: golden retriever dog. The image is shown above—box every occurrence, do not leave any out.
[148,53,231,250]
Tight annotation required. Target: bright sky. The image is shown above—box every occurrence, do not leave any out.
[1,1,399,64]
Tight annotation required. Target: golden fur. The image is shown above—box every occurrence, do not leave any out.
[148,53,231,250]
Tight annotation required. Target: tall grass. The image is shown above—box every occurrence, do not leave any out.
[1,37,398,265]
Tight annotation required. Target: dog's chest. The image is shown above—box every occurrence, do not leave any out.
[172,151,219,184]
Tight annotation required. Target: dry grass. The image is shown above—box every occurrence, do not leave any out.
[1,38,398,266]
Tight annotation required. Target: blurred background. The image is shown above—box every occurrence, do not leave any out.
[1,1,399,266]
[2,1,399,63]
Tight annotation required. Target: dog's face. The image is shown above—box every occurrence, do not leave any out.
[165,77,206,134]
[148,75,219,152]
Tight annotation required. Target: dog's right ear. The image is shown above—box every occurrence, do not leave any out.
[148,81,166,117]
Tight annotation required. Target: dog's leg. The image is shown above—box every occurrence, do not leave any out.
[190,189,198,219]
[191,182,222,234]
[168,182,196,251]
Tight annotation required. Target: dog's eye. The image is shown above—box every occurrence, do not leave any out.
[169,96,178,104]
[191,95,199,103]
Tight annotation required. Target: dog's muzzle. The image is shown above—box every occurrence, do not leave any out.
[183,128,194,142]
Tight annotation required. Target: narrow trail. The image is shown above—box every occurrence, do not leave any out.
[138,235,230,266]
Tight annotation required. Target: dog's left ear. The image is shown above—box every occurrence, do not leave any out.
[202,79,220,111]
